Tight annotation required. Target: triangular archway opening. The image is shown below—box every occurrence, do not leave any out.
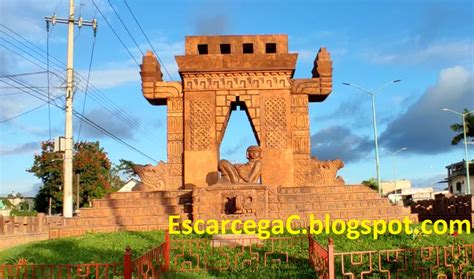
[219,99,259,163]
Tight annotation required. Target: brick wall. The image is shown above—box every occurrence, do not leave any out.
[0,214,64,250]
[411,194,473,223]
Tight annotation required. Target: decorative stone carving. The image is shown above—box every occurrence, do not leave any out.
[223,191,255,214]
[218,146,262,184]
[139,35,343,189]
[189,99,213,151]
[294,157,345,186]
[264,97,287,149]
[181,72,292,91]
[133,162,182,191]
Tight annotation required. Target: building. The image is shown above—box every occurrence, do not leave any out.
[0,195,35,216]
[380,179,411,196]
[117,179,141,192]
[390,187,437,206]
[382,180,438,206]
[446,160,474,195]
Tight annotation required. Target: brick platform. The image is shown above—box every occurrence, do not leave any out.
[49,184,416,239]
[50,190,192,238]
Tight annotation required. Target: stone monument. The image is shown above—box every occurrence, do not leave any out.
[135,34,344,191]
[48,35,415,238]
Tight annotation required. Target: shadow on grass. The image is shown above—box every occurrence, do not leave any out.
[0,237,125,264]
[0,230,166,264]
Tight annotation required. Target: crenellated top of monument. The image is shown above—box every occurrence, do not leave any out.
[176,34,298,74]
[184,34,289,55]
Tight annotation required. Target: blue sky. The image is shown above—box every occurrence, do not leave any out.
[0,0,473,195]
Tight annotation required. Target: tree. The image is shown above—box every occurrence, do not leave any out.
[109,159,139,190]
[117,159,138,180]
[28,141,114,214]
[362,178,378,191]
[450,109,474,145]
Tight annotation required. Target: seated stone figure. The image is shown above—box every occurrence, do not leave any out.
[218,145,262,184]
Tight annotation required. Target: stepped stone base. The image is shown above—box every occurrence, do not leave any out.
[50,190,192,238]
[49,184,417,239]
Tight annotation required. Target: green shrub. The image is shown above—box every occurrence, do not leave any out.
[9,209,37,216]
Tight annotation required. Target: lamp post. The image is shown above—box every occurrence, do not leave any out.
[442,108,474,195]
[343,80,401,197]
[389,147,407,203]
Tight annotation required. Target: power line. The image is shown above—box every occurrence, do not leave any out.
[0,28,65,70]
[0,41,48,70]
[0,78,61,103]
[72,109,158,163]
[0,25,141,132]
[77,35,97,141]
[0,75,64,105]
[0,71,49,78]
[2,75,158,163]
[47,23,52,140]
[123,0,175,81]
[0,96,63,124]
[107,0,144,56]
[91,0,140,66]
[0,32,140,133]
[53,0,65,15]
[1,24,162,145]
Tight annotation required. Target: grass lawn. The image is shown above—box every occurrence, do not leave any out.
[0,227,473,278]
[0,230,167,264]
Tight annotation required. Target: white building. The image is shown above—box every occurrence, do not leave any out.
[446,160,474,195]
[117,179,141,192]
[380,179,411,196]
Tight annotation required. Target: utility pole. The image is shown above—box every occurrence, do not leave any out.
[45,0,97,218]
[76,173,80,212]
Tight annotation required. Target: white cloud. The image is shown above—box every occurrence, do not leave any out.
[365,41,473,66]
[81,67,139,89]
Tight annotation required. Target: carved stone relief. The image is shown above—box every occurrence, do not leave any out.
[264,97,287,149]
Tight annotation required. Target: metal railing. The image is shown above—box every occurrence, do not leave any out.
[309,235,474,278]
[169,236,307,272]
[0,262,123,278]
[0,231,171,279]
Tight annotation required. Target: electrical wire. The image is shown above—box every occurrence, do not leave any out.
[0,96,63,124]
[91,0,140,66]
[1,24,162,146]
[47,23,52,140]
[107,0,144,56]
[0,71,49,78]
[77,35,97,141]
[123,0,175,81]
[72,109,158,163]
[0,34,140,133]
[0,78,60,105]
[0,29,65,70]
[1,76,158,163]
[0,24,145,134]
[0,42,48,70]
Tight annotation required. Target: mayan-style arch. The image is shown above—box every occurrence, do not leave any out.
[135,34,344,190]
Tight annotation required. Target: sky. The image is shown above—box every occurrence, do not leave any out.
[0,0,473,195]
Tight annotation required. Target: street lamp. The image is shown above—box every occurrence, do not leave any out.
[442,108,474,195]
[343,80,401,196]
[388,147,407,203]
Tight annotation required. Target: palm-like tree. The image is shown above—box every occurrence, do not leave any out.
[450,109,474,145]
